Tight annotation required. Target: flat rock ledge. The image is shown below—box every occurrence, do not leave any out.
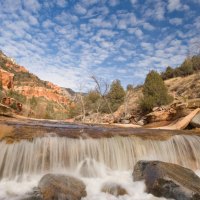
[23,173,87,200]
[133,160,200,200]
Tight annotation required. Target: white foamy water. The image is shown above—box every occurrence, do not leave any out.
[0,134,200,199]
[0,168,167,200]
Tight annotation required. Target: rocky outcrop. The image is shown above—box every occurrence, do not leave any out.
[5,62,28,73]
[0,69,14,89]
[14,86,69,105]
[101,182,128,196]
[38,174,87,200]
[156,108,200,130]
[133,160,200,200]
[0,104,13,116]
[2,117,200,143]
[146,106,177,123]
[2,97,23,112]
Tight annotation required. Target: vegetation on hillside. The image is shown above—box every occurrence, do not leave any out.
[140,71,173,113]
[161,55,200,80]
[68,78,126,120]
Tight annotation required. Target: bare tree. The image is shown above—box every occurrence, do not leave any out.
[76,83,86,122]
[91,75,114,119]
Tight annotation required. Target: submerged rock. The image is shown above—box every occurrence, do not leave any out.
[101,182,128,196]
[38,173,87,200]
[133,160,200,200]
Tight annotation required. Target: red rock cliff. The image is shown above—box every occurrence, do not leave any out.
[0,69,14,90]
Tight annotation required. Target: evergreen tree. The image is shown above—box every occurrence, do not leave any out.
[140,70,173,112]
[179,58,193,76]
[107,80,125,112]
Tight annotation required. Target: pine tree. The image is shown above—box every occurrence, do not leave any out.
[107,80,125,112]
[140,70,173,112]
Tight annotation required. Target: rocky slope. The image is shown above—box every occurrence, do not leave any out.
[0,51,73,119]
[110,73,200,126]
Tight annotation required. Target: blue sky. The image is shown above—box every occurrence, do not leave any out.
[0,0,199,91]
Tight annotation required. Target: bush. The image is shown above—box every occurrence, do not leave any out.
[161,66,175,80]
[84,90,101,113]
[126,84,134,91]
[161,55,200,80]
[178,58,193,76]
[140,70,173,113]
[7,90,27,103]
[107,80,125,112]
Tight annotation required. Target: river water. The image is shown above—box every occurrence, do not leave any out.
[0,135,200,199]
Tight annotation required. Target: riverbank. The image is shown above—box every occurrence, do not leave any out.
[1,116,200,143]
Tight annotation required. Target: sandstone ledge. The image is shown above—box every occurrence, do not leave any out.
[1,116,200,143]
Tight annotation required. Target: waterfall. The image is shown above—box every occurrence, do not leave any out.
[0,135,200,180]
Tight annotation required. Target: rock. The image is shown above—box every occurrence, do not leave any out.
[146,107,176,123]
[137,119,145,126]
[187,99,200,109]
[101,182,128,196]
[14,86,69,105]
[133,160,200,200]
[0,103,13,116]
[0,69,14,89]
[191,112,200,128]
[38,174,87,200]
[121,119,130,124]
[156,108,200,130]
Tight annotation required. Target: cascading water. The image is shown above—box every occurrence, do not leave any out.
[0,134,200,199]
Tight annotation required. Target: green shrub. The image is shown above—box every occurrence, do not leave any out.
[7,90,27,103]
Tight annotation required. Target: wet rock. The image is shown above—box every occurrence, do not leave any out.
[191,112,200,128]
[101,182,128,196]
[38,173,87,200]
[133,160,200,200]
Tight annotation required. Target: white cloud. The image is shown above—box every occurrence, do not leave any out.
[74,3,87,15]
[130,0,137,5]
[169,18,183,25]
[167,0,189,12]
[167,0,181,12]
[109,0,119,7]
[142,22,155,31]
[22,0,41,13]
[56,0,67,7]
[42,19,55,28]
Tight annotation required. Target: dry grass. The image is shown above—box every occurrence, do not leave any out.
[0,125,14,140]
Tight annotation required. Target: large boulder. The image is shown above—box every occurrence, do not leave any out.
[38,174,87,200]
[133,160,200,200]
[191,112,200,128]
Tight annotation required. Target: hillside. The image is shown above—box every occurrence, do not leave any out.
[112,72,200,126]
[0,51,73,119]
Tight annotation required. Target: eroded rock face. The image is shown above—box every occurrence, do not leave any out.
[14,86,69,105]
[146,106,177,123]
[133,160,200,200]
[38,174,87,200]
[0,69,14,89]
